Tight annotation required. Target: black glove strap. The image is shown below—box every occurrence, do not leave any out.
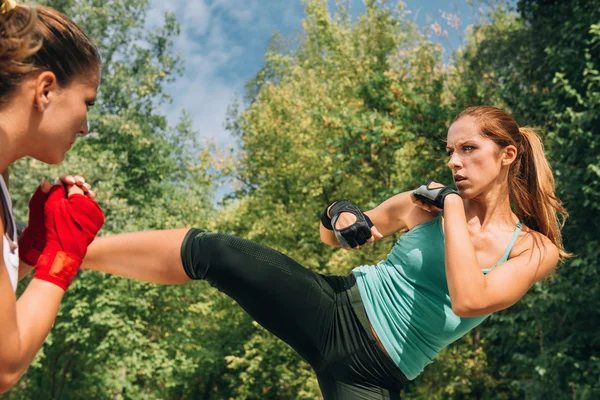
[320,200,341,230]
[412,180,459,209]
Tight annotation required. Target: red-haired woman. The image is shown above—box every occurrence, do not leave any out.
[0,0,104,392]
[81,105,568,399]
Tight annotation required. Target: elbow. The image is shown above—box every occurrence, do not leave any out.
[0,358,25,394]
[451,299,486,318]
[452,304,476,318]
[0,371,21,394]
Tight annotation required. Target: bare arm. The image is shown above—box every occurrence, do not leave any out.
[443,195,559,317]
[0,206,65,393]
[81,229,192,284]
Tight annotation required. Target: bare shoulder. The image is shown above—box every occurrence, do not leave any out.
[512,225,560,280]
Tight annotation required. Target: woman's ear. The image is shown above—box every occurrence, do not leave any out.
[502,144,518,166]
[33,71,58,112]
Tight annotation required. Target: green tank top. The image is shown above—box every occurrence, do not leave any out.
[353,214,522,380]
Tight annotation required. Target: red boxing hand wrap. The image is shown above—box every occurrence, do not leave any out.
[33,251,81,291]
[18,185,48,266]
[33,185,105,291]
[18,231,44,267]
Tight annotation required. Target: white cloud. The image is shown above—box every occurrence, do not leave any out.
[181,1,211,36]
[144,0,370,150]
[147,0,259,148]
[212,0,261,23]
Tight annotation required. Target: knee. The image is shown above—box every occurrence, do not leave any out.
[181,230,235,280]
[181,230,220,280]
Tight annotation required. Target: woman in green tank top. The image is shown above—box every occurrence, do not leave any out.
[326,106,571,382]
[73,106,569,399]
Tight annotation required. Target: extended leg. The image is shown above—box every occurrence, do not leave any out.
[181,229,338,365]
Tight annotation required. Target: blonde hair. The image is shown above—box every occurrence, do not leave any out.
[455,106,570,259]
[0,2,100,105]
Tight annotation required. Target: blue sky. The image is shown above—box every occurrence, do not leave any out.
[146,0,503,150]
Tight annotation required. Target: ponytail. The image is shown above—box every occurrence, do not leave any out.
[455,106,571,260]
[511,127,570,259]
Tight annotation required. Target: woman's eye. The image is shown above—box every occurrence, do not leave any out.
[463,146,474,151]
[86,102,95,109]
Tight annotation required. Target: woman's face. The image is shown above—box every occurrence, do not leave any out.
[29,71,99,164]
[446,116,509,199]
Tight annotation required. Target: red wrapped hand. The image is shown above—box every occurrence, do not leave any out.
[33,185,105,291]
[18,185,48,266]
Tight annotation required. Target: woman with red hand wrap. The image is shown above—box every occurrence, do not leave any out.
[0,0,103,392]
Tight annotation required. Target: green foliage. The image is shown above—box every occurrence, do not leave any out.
[5,0,599,398]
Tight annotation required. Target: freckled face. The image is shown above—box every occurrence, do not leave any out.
[446,116,504,199]
[31,72,99,164]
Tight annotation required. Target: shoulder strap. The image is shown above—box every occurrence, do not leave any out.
[494,220,522,267]
[0,175,16,241]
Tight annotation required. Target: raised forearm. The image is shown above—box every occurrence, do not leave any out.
[442,196,487,316]
[81,229,191,284]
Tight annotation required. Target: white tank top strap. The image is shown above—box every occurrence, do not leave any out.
[0,175,19,291]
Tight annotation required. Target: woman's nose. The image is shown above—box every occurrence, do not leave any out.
[447,153,462,169]
[79,119,89,136]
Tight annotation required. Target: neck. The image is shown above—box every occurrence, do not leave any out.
[0,101,32,172]
[463,180,516,229]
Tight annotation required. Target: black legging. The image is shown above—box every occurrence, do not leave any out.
[180,229,408,399]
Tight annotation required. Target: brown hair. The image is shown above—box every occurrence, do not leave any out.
[454,106,570,259]
[0,2,100,104]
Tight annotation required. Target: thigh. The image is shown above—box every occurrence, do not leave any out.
[317,370,402,400]
[316,306,406,399]
[181,229,335,364]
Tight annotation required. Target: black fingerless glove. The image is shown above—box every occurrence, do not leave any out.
[412,180,460,209]
[320,200,339,230]
[325,200,373,248]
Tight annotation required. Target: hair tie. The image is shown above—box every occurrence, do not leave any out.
[1,0,17,15]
